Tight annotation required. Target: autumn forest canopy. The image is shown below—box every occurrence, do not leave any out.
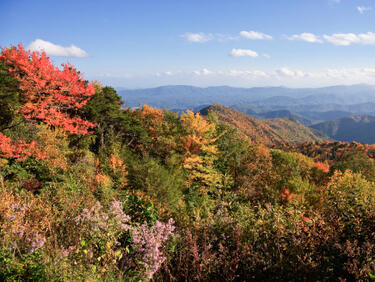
[2,44,375,281]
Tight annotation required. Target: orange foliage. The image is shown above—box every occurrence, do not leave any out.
[108,155,128,187]
[94,173,112,189]
[0,44,95,135]
[0,132,44,162]
[139,104,164,121]
[202,105,325,146]
[314,162,330,173]
[236,145,279,199]
[280,188,297,203]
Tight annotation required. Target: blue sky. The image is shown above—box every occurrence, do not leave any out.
[1,0,375,88]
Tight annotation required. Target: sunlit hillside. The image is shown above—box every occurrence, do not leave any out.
[199,104,328,146]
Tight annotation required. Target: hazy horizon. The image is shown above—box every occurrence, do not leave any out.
[115,83,375,91]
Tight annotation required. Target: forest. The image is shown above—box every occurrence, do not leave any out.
[2,44,375,281]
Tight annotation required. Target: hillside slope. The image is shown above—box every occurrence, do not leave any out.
[258,110,312,125]
[199,104,328,146]
[311,115,375,144]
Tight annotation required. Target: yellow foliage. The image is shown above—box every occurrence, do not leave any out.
[35,124,69,172]
[140,104,164,120]
[0,158,8,168]
[180,110,216,146]
[183,155,203,170]
[91,80,103,94]
[180,110,223,190]
[327,170,375,210]
[95,173,113,189]
[108,155,128,186]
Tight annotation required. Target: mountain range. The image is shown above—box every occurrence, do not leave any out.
[311,115,375,144]
[119,84,375,111]
[118,84,375,144]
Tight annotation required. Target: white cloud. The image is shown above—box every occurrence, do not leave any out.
[181,32,213,43]
[193,68,214,76]
[202,68,213,75]
[276,68,305,78]
[277,68,296,77]
[181,32,238,43]
[224,67,375,82]
[287,33,323,43]
[228,70,251,76]
[230,48,258,57]
[27,39,88,57]
[240,30,272,40]
[357,6,371,14]
[253,70,268,77]
[263,54,271,59]
[363,68,375,75]
[358,32,375,44]
[324,32,375,46]
[324,33,358,46]
[228,69,269,78]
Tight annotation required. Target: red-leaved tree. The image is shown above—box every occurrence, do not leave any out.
[0,133,45,162]
[0,44,95,134]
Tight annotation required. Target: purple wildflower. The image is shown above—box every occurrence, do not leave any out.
[29,233,46,253]
[130,218,175,280]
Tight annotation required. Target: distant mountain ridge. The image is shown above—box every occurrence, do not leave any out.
[234,108,313,125]
[119,85,375,141]
[199,104,329,146]
[119,84,375,111]
[311,115,375,144]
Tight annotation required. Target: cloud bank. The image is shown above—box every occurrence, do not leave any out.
[323,32,375,46]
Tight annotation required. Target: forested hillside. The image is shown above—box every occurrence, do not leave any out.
[311,115,375,144]
[2,45,375,281]
[199,104,328,146]
[121,85,375,139]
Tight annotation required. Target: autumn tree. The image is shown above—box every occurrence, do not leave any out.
[0,44,95,135]
[132,105,185,159]
[180,110,222,191]
[0,132,41,162]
